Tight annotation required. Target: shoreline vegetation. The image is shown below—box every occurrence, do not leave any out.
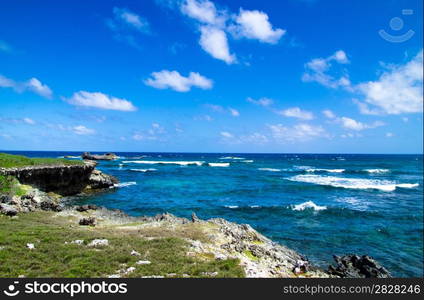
[0,152,391,278]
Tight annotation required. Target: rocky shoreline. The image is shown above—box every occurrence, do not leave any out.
[0,157,391,278]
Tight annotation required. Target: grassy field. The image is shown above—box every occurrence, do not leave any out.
[0,153,83,169]
[0,175,26,196]
[0,212,244,278]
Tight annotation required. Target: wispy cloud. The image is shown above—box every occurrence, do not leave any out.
[66,91,137,111]
[277,107,314,120]
[246,97,274,107]
[106,7,150,49]
[205,104,240,117]
[268,123,328,142]
[72,125,95,135]
[302,50,351,89]
[145,70,213,92]
[0,74,53,98]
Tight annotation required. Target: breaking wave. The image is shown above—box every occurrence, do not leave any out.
[291,201,327,211]
[123,160,204,166]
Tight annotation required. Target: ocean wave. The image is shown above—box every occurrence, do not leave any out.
[305,168,345,173]
[123,160,204,166]
[208,162,230,167]
[287,175,419,192]
[219,156,245,160]
[364,169,390,174]
[291,201,327,211]
[242,160,254,163]
[258,168,281,172]
[113,182,137,188]
[224,205,239,209]
[130,168,157,172]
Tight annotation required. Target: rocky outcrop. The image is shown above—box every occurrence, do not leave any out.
[82,152,118,161]
[327,255,391,278]
[0,161,117,196]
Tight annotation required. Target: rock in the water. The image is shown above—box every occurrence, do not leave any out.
[87,169,118,189]
[327,255,391,278]
[82,152,118,161]
[0,203,18,216]
[79,217,96,226]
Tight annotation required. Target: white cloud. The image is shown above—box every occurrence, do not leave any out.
[113,7,149,31]
[67,91,137,111]
[246,97,273,107]
[278,107,314,120]
[199,26,236,64]
[386,132,394,138]
[72,125,95,135]
[220,131,234,138]
[0,74,53,98]
[229,108,240,117]
[181,0,225,26]
[133,123,167,141]
[268,123,327,142]
[145,70,213,92]
[322,109,336,119]
[205,103,224,112]
[23,118,36,125]
[302,50,351,89]
[229,9,285,44]
[338,117,384,131]
[355,50,423,115]
[109,7,150,32]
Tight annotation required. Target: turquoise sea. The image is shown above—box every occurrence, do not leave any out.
[5,151,423,277]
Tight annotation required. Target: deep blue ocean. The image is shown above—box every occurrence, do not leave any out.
[4,151,423,277]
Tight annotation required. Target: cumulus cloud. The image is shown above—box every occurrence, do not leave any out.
[268,123,328,142]
[229,9,285,44]
[0,74,53,98]
[199,26,236,64]
[72,125,95,135]
[338,117,384,131]
[181,0,225,26]
[277,107,314,120]
[66,91,137,111]
[355,50,423,115]
[246,97,273,107]
[145,70,213,92]
[175,0,284,63]
[302,50,351,89]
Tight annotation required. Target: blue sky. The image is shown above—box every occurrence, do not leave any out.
[0,0,423,153]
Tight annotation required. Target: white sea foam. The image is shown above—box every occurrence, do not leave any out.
[287,175,419,192]
[291,201,327,211]
[123,160,204,166]
[225,205,239,209]
[250,205,260,208]
[258,168,281,172]
[306,168,345,173]
[208,162,230,167]
[113,182,137,188]
[242,160,254,163]
[130,168,157,172]
[219,156,245,160]
[364,169,390,174]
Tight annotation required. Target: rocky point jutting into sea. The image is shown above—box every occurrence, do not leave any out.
[0,153,391,278]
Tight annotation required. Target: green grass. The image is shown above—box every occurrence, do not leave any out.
[0,212,245,278]
[0,175,26,196]
[0,153,83,169]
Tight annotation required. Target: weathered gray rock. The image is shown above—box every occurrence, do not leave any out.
[327,255,391,278]
[0,203,18,216]
[87,169,118,190]
[82,152,118,161]
[79,217,96,226]
[75,204,99,212]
